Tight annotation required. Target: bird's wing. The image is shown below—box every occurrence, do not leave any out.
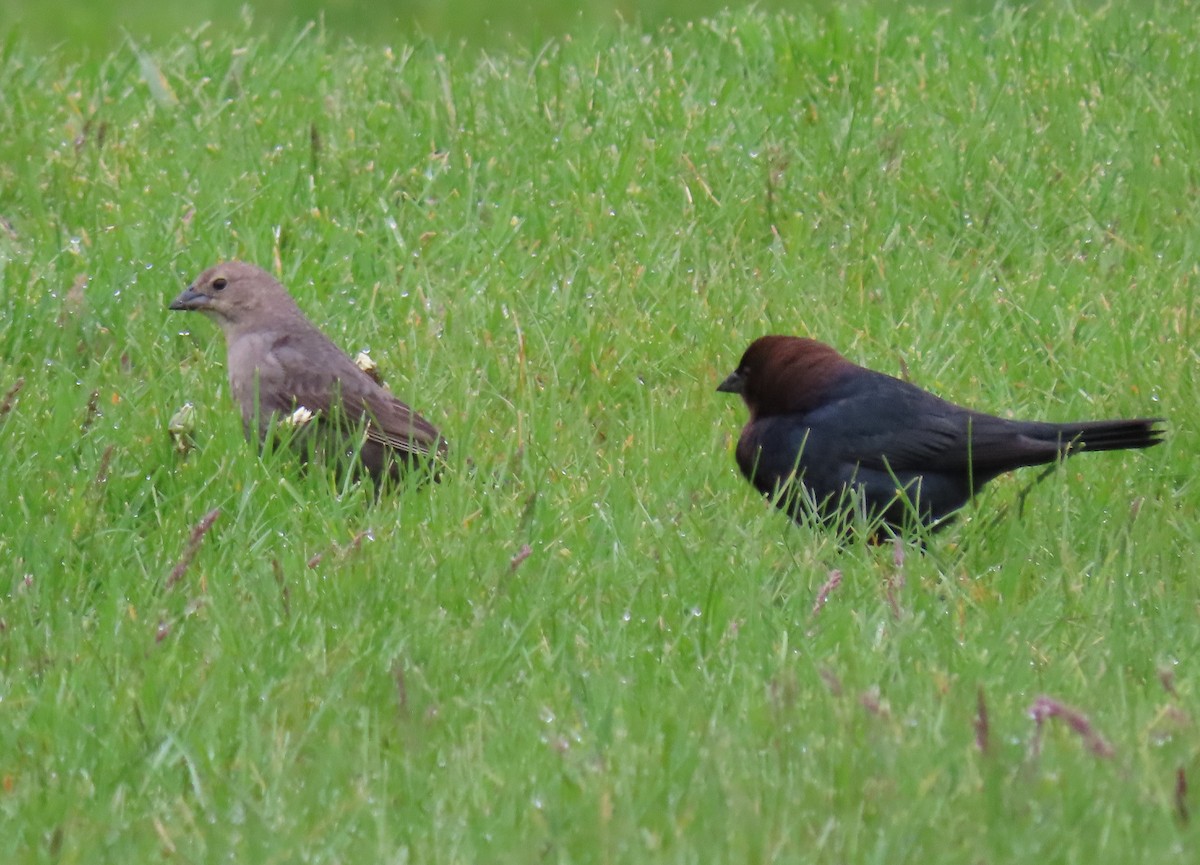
[812,376,1058,473]
[835,412,967,471]
[355,389,445,457]
[259,335,444,459]
[803,376,973,471]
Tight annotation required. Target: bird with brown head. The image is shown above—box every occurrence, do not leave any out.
[718,335,1164,536]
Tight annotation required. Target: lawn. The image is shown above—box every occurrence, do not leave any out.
[1,3,1198,862]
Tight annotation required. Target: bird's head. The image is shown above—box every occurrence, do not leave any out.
[717,335,853,418]
[170,261,303,334]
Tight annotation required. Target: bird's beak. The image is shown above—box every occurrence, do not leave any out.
[169,286,208,311]
[716,370,745,394]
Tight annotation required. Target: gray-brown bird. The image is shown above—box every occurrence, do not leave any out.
[169,261,447,484]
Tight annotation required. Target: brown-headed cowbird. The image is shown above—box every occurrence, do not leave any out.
[718,335,1164,534]
[169,261,447,484]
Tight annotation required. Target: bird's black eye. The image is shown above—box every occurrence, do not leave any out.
[212,277,228,291]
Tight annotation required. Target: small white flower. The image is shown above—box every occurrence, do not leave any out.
[168,402,197,455]
[167,401,196,435]
[354,351,377,373]
[286,406,315,427]
[355,351,383,383]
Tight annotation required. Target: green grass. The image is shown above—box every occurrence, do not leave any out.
[4,0,796,54]
[1,3,1198,862]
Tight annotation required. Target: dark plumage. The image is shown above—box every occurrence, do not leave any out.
[170,261,446,484]
[718,335,1164,534]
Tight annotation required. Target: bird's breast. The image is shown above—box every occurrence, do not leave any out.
[226,332,290,404]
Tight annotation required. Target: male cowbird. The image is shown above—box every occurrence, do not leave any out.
[170,261,446,484]
[718,335,1164,534]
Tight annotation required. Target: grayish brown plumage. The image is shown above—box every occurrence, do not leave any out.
[169,261,446,483]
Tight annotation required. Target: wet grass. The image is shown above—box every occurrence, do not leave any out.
[1,3,1197,862]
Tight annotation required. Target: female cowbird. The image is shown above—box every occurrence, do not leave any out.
[169,261,447,484]
[718,335,1164,534]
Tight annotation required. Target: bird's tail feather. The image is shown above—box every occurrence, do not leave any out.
[1054,417,1166,453]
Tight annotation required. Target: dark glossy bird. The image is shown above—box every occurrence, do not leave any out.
[718,335,1164,534]
[170,261,447,484]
